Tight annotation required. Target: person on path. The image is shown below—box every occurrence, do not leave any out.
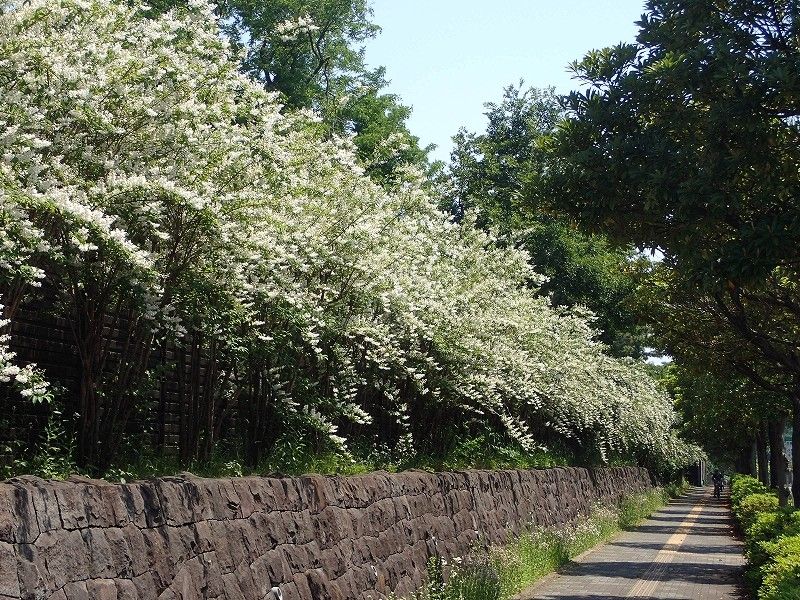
[712,468,724,499]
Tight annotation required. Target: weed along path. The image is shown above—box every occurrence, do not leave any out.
[514,488,746,600]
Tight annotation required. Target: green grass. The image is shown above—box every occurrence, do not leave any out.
[408,486,677,600]
[2,431,573,482]
[101,442,376,483]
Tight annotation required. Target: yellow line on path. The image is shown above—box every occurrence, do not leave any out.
[625,494,706,598]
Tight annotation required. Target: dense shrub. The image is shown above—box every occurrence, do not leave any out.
[732,475,770,512]
[732,474,800,599]
[760,535,800,600]
[739,494,781,531]
[746,511,800,589]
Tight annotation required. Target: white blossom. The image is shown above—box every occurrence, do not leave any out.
[0,0,699,468]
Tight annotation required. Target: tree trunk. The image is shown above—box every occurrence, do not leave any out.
[177,345,189,463]
[792,389,800,508]
[245,368,262,470]
[245,357,283,470]
[735,440,757,476]
[156,339,168,452]
[77,357,100,472]
[735,445,748,474]
[749,438,758,477]
[74,300,103,473]
[768,417,790,506]
[757,422,769,486]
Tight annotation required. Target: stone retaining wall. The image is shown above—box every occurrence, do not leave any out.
[0,466,652,600]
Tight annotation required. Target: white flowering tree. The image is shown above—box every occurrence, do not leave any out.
[0,0,699,474]
[0,210,50,403]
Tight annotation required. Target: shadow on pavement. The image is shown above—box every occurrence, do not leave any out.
[555,559,744,586]
[517,488,746,599]
[608,540,742,555]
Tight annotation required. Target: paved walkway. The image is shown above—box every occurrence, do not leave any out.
[516,487,746,600]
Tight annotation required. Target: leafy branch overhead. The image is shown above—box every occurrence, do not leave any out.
[547,0,799,499]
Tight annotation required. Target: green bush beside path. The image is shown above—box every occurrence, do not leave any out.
[731,475,800,599]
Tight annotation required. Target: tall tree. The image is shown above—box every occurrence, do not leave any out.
[663,366,760,470]
[219,0,378,109]
[444,85,648,357]
[223,0,433,180]
[338,84,435,185]
[552,0,800,281]
[549,0,800,500]
[642,266,791,498]
[145,0,432,183]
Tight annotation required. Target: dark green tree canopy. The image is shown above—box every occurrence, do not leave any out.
[551,0,800,285]
[662,364,778,469]
[640,263,793,396]
[220,0,379,110]
[547,0,800,375]
[341,85,435,185]
[547,0,800,497]
[446,84,560,226]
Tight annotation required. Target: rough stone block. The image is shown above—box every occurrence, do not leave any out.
[49,481,87,530]
[62,580,90,600]
[86,579,118,600]
[0,541,19,598]
[15,541,47,598]
[155,477,207,526]
[34,529,89,591]
[114,579,139,600]
[7,484,39,544]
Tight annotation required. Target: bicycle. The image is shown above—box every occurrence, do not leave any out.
[713,479,724,499]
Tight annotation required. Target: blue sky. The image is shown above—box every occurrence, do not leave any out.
[365,0,647,163]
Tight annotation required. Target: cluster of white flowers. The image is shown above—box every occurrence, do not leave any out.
[0,0,698,467]
[275,14,320,42]
[0,308,50,403]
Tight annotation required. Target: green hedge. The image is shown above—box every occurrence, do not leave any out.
[760,535,800,600]
[747,511,800,576]
[732,475,770,512]
[740,494,781,531]
[730,475,800,599]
